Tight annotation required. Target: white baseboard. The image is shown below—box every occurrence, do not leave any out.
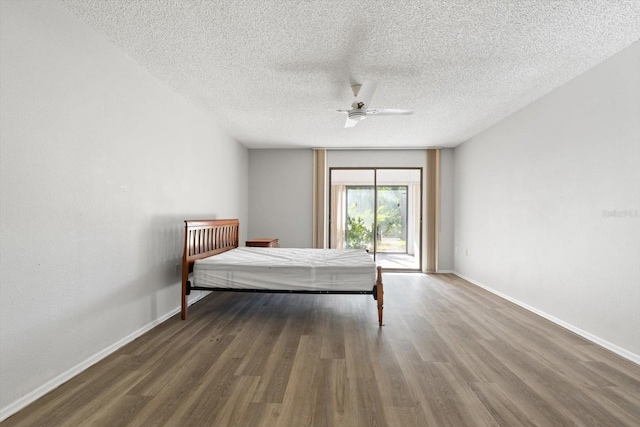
[436,269,455,273]
[452,271,640,366]
[0,292,208,423]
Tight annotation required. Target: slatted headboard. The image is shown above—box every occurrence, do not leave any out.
[181,219,239,319]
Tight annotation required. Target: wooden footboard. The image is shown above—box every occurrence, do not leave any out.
[181,219,239,320]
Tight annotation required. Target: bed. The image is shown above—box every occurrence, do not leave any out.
[181,219,384,325]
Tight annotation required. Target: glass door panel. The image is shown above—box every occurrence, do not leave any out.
[345,186,375,250]
[375,169,422,270]
[330,169,374,251]
[375,186,407,253]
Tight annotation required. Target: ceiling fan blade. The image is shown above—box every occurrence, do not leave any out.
[345,117,359,128]
[353,80,377,109]
[302,108,348,114]
[367,108,414,116]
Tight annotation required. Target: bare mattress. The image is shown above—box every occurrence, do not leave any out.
[193,247,376,291]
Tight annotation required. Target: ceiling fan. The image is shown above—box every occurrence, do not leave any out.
[335,80,413,128]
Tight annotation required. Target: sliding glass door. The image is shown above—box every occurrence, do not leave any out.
[329,168,421,270]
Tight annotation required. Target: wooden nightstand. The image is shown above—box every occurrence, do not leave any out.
[246,238,279,248]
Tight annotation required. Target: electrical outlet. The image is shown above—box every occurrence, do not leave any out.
[465,248,468,256]
[454,246,458,254]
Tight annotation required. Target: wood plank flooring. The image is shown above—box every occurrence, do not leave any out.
[4,273,640,426]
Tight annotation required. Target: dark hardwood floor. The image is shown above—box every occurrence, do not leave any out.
[4,273,639,426]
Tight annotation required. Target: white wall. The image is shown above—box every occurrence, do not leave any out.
[0,0,248,418]
[248,149,313,247]
[328,149,426,169]
[454,41,640,360]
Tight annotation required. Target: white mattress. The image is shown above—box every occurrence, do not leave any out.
[193,247,376,292]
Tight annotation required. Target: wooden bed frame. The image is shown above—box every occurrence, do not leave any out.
[181,219,384,325]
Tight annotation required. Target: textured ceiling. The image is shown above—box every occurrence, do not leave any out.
[60,0,640,149]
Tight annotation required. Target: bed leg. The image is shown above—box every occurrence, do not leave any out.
[181,261,189,320]
[376,266,384,326]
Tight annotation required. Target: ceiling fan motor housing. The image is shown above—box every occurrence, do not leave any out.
[348,109,367,121]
